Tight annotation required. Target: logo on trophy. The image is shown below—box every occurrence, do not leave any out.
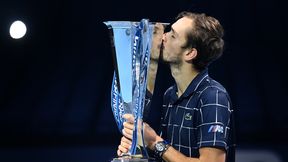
[104,19,167,161]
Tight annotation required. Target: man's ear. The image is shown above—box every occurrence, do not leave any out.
[184,48,197,62]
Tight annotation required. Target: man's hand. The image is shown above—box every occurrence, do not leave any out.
[117,114,134,156]
[122,114,134,140]
[117,114,163,156]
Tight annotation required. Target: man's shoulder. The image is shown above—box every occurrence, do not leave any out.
[196,77,231,102]
[196,77,227,94]
[194,78,232,108]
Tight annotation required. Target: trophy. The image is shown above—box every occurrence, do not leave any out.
[104,19,166,162]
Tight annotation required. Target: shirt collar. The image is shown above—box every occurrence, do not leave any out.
[170,68,209,103]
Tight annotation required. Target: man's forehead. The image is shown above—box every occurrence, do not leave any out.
[173,17,193,28]
[172,17,193,34]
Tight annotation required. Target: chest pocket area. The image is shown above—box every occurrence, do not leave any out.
[178,107,197,128]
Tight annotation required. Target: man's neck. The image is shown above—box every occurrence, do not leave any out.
[170,63,199,97]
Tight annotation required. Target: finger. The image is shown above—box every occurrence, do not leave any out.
[123,121,134,130]
[122,129,133,140]
[122,128,133,139]
[122,114,134,123]
[118,144,129,153]
[117,149,122,156]
[123,127,133,136]
[121,140,131,150]
[121,136,132,145]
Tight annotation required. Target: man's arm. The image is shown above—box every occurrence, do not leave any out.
[159,144,225,162]
[144,123,226,162]
[119,114,226,162]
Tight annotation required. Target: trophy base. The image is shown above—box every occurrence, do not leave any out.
[112,154,150,162]
[111,155,159,162]
[111,158,148,162]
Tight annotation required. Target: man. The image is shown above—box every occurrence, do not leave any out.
[118,11,235,162]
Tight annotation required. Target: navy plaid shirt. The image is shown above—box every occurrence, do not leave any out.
[159,68,235,161]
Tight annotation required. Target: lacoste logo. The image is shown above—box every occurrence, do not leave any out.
[184,113,192,120]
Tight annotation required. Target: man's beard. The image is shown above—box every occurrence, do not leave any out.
[160,51,182,66]
[159,43,182,69]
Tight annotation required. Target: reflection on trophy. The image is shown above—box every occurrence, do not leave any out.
[104,19,166,162]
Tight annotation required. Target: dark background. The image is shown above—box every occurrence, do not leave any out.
[0,0,287,161]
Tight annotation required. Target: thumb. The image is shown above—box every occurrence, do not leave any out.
[123,114,134,123]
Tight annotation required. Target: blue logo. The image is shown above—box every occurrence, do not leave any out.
[208,125,224,133]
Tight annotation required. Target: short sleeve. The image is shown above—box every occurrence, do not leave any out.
[196,87,232,150]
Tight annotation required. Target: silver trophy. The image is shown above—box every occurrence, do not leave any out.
[104,20,166,162]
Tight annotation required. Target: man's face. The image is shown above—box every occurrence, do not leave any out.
[161,17,193,65]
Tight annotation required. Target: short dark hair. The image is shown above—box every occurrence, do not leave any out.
[176,11,225,71]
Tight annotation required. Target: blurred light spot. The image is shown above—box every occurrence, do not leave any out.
[9,20,27,39]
